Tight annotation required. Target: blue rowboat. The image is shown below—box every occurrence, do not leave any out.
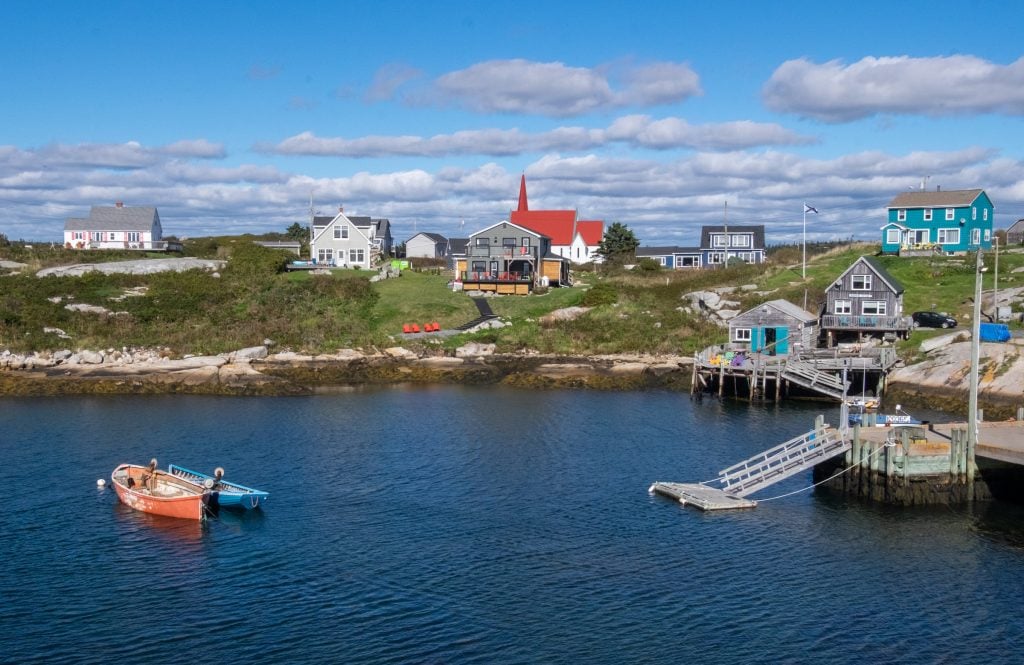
[168,465,268,510]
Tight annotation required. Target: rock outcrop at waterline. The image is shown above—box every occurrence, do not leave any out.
[0,346,693,396]
[885,336,1024,419]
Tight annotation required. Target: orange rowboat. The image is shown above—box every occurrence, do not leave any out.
[111,460,212,521]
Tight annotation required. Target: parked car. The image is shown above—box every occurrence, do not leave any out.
[912,311,957,329]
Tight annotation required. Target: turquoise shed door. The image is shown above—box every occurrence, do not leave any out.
[774,327,789,354]
[750,327,764,352]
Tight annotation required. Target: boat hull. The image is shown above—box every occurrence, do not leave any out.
[111,464,208,520]
[168,464,269,510]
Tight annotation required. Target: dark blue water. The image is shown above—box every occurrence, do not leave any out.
[2,388,1023,664]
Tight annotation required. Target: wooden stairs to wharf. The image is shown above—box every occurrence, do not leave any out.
[779,360,848,401]
[650,420,850,511]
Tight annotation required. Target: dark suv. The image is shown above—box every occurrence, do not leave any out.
[912,311,957,328]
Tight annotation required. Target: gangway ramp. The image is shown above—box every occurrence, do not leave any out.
[780,360,848,401]
[650,423,849,511]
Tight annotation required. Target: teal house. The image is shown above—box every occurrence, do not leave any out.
[881,188,993,254]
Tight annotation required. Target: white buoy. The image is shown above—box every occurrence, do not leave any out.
[97,479,106,488]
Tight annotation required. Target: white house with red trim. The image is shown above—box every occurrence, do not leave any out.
[509,175,604,264]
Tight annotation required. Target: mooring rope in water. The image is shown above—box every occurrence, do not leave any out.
[755,437,897,503]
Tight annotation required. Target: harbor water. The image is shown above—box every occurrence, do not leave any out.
[2,388,1023,663]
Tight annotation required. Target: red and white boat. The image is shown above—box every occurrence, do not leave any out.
[111,459,212,521]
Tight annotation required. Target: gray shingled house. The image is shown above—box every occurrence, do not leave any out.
[64,202,178,251]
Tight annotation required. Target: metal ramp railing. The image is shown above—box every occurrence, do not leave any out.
[781,360,848,401]
[717,425,850,497]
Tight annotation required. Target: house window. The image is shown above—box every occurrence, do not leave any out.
[983,209,989,221]
[521,238,530,247]
[851,274,872,290]
[91,232,103,242]
[972,207,977,221]
[317,248,334,264]
[712,234,727,247]
[732,234,751,247]
[73,231,84,240]
[680,256,698,267]
[886,228,901,244]
[938,228,960,244]
[475,237,489,246]
[862,301,887,315]
[657,256,666,266]
[471,261,486,273]
[897,209,906,222]
[834,300,852,315]
[945,208,955,221]
[923,209,932,221]
[334,225,348,239]
[127,232,140,242]
[709,252,723,264]
[502,237,516,248]
[734,328,752,342]
[984,229,990,241]
[972,228,981,244]
[109,232,117,241]
[349,249,365,263]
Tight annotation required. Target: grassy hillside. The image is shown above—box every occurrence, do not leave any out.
[2,236,1020,357]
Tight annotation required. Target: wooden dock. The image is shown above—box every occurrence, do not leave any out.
[649,482,757,510]
[692,346,899,402]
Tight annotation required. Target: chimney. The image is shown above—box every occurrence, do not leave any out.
[339,205,344,213]
[115,201,123,208]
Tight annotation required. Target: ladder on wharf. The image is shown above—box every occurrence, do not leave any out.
[650,418,850,511]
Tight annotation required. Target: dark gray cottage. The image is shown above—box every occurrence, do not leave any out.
[820,256,910,345]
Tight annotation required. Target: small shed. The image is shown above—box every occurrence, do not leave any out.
[728,299,818,355]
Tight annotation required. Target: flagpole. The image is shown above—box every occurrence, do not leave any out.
[802,203,806,279]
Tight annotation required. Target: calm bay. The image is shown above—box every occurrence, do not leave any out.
[2,387,1023,664]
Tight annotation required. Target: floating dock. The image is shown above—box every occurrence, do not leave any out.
[649,482,756,510]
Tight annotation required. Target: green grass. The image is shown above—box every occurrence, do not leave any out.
[3,237,1021,357]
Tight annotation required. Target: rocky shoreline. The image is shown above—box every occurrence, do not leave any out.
[4,336,1024,418]
[0,345,693,396]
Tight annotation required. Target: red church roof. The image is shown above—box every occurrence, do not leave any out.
[511,209,577,245]
[511,175,603,247]
[576,220,604,245]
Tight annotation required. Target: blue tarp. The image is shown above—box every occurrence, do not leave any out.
[979,322,1011,342]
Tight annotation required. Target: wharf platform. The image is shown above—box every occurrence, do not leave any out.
[853,420,1024,467]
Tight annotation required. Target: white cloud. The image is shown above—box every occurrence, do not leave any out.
[263,115,812,157]
[763,55,1024,122]
[365,63,423,102]
[3,139,1023,247]
[426,59,702,117]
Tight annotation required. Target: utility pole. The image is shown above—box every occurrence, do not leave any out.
[722,200,728,268]
[993,235,1000,320]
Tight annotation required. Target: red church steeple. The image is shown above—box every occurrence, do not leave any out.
[517,174,529,212]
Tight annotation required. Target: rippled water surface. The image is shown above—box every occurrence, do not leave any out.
[3,388,1024,664]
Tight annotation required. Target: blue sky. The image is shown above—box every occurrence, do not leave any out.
[3,0,1024,246]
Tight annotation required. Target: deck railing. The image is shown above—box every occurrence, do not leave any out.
[820,314,911,331]
[460,271,532,283]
